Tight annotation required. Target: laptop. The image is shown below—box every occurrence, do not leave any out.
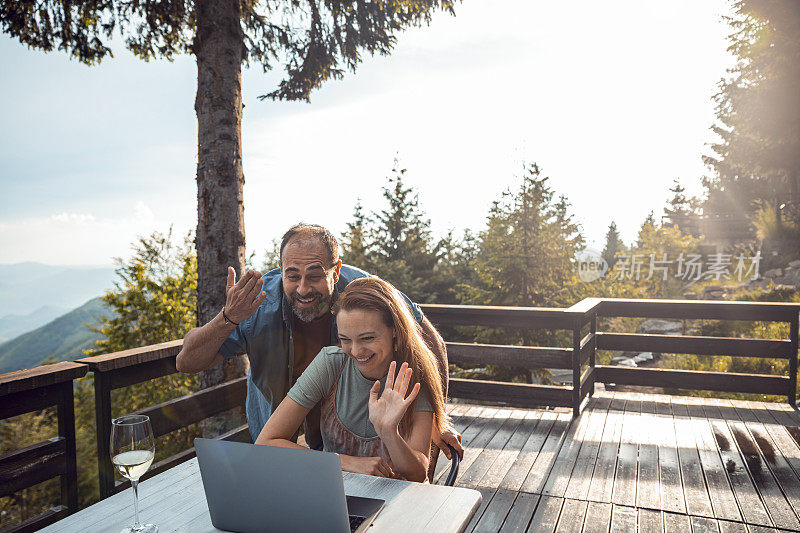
[194,438,384,533]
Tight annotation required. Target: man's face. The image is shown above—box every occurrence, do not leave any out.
[280,238,342,322]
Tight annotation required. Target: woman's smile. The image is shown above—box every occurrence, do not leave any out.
[336,308,394,380]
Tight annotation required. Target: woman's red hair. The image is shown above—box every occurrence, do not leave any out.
[333,277,449,436]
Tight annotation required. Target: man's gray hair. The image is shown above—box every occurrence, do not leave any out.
[280,223,340,266]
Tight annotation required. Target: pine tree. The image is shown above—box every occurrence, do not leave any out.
[369,160,441,302]
[703,0,800,229]
[664,179,689,218]
[340,200,373,272]
[637,211,657,248]
[602,221,624,270]
[459,163,584,382]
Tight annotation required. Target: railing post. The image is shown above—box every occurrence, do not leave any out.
[572,319,581,418]
[589,312,597,398]
[93,371,115,499]
[56,380,79,514]
[790,313,798,408]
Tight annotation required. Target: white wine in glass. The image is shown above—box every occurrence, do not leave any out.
[111,415,158,533]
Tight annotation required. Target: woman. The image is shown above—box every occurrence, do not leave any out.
[255,277,448,482]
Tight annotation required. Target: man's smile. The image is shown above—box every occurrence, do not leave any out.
[294,294,318,306]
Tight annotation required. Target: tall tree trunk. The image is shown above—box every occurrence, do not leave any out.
[193,0,248,437]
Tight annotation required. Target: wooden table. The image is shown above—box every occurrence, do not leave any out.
[42,458,482,532]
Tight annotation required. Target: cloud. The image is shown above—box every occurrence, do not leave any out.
[0,203,177,265]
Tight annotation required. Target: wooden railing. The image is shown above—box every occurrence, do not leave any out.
[421,303,595,416]
[74,341,249,500]
[591,298,800,405]
[0,297,798,532]
[0,362,86,532]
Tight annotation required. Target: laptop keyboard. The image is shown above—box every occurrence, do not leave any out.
[349,515,367,532]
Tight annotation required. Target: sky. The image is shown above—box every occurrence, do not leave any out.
[0,0,736,267]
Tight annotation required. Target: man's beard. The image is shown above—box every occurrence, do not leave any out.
[290,290,332,323]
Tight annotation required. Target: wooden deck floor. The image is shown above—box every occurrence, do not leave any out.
[434,390,800,532]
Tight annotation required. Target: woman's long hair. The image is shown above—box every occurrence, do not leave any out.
[333,277,449,437]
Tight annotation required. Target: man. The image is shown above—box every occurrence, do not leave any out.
[176,224,463,469]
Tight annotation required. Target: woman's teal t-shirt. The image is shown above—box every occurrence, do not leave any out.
[287,346,433,438]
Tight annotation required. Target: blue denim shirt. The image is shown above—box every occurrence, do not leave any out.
[218,265,423,441]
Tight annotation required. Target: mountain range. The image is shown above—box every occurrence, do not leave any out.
[0,298,111,373]
[0,262,116,316]
[0,305,69,341]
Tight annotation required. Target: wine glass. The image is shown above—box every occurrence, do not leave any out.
[111,414,158,533]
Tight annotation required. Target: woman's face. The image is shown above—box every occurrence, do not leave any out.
[336,308,395,380]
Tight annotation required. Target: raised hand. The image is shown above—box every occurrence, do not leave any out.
[368,361,420,438]
[224,267,266,324]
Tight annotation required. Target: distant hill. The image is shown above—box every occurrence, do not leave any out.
[0,263,116,316]
[0,298,111,373]
[0,305,69,342]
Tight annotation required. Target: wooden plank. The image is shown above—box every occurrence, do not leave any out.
[519,412,573,495]
[741,400,800,484]
[0,437,66,497]
[75,339,183,371]
[580,334,594,367]
[460,410,526,488]
[0,362,87,395]
[447,343,572,369]
[472,488,516,533]
[595,366,788,396]
[457,409,513,485]
[609,505,636,533]
[479,410,543,490]
[565,298,602,319]
[499,492,540,533]
[581,501,612,533]
[654,397,686,515]
[789,314,798,406]
[595,299,799,322]
[56,381,78,513]
[434,406,490,484]
[720,409,800,530]
[672,399,714,518]
[0,384,61,420]
[690,516,720,533]
[636,402,661,510]
[685,397,742,522]
[637,508,662,532]
[612,394,642,507]
[347,477,449,533]
[4,506,68,533]
[499,411,560,491]
[662,511,691,533]
[421,304,576,331]
[595,333,792,359]
[703,404,772,527]
[423,482,484,532]
[434,406,486,482]
[540,397,604,498]
[105,357,179,390]
[526,495,563,532]
[564,395,613,500]
[716,520,748,533]
[555,498,588,532]
[449,379,573,408]
[44,459,203,532]
[586,398,624,503]
[133,377,246,438]
[465,487,497,532]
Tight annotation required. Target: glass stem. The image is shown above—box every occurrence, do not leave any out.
[132,479,141,527]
